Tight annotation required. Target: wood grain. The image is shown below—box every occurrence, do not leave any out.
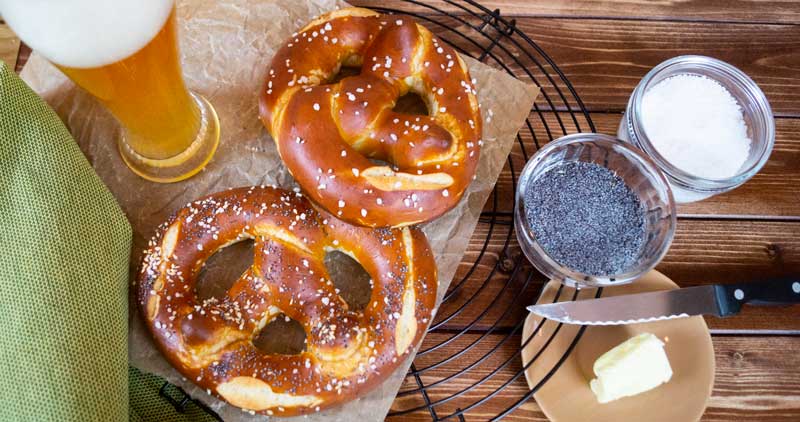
[361,0,800,24]
[486,112,800,217]
[388,333,800,421]
[0,23,20,69]
[436,218,800,332]
[510,18,800,115]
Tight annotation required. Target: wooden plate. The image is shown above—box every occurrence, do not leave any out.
[521,270,715,422]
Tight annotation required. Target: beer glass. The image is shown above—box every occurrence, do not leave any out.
[1,0,219,183]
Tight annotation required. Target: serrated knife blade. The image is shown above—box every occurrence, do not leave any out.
[526,285,722,325]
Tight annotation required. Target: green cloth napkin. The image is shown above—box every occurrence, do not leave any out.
[0,61,221,422]
[0,60,132,420]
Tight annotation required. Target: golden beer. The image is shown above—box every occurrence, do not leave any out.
[1,0,219,182]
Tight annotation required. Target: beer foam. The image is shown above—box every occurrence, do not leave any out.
[0,0,173,68]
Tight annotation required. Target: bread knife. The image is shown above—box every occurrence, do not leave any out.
[527,278,800,325]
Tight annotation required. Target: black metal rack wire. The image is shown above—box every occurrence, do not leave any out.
[160,1,597,420]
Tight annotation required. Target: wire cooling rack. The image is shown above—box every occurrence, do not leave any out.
[160,1,597,420]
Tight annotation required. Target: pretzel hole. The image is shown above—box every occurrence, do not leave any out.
[367,158,397,171]
[324,250,372,311]
[195,239,255,301]
[328,64,362,84]
[253,314,307,355]
[393,91,429,116]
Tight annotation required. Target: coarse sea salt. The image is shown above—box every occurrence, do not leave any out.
[641,74,751,179]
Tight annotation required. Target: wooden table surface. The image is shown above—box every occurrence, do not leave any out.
[3,1,799,420]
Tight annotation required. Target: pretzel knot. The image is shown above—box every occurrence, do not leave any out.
[260,7,482,228]
[137,186,437,416]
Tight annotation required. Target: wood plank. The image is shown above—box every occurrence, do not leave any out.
[0,23,20,69]
[503,18,800,115]
[487,112,800,217]
[359,0,800,24]
[436,218,800,332]
[390,333,800,421]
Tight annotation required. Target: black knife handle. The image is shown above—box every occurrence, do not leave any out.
[714,277,800,317]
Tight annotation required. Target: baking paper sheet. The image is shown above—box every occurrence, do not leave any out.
[21,0,539,420]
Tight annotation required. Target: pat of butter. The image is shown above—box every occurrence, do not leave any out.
[590,333,673,404]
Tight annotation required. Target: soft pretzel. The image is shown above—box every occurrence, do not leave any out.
[259,7,482,228]
[137,186,437,416]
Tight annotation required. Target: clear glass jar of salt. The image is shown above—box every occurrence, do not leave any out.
[618,55,775,203]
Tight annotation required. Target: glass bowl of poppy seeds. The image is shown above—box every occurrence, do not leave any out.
[515,133,677,288]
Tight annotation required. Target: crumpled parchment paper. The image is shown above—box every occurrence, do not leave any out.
[21,0,539,420]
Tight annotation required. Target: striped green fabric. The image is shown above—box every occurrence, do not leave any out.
[0,61,218,421]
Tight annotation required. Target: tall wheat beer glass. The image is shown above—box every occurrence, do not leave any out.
[1,0,219,182]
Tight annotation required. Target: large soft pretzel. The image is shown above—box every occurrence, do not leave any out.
[137,186,437,416]
[260,7,482,228]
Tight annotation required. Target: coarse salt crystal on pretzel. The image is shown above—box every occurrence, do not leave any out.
[260,7,482,228]
[137,186,437,416]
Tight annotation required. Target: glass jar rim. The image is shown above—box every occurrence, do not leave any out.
[628,55,775,191]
